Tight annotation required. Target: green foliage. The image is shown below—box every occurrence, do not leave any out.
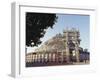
[26,12,58,47]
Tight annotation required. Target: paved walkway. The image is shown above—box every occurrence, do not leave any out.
[26,61,90,67]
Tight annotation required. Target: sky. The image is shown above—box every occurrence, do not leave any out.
[27,14,90,53]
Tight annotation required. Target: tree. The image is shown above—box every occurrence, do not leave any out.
[84,49,88,52]
[26,12,58,47]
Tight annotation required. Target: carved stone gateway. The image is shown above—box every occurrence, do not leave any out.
[63,28,81,62]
